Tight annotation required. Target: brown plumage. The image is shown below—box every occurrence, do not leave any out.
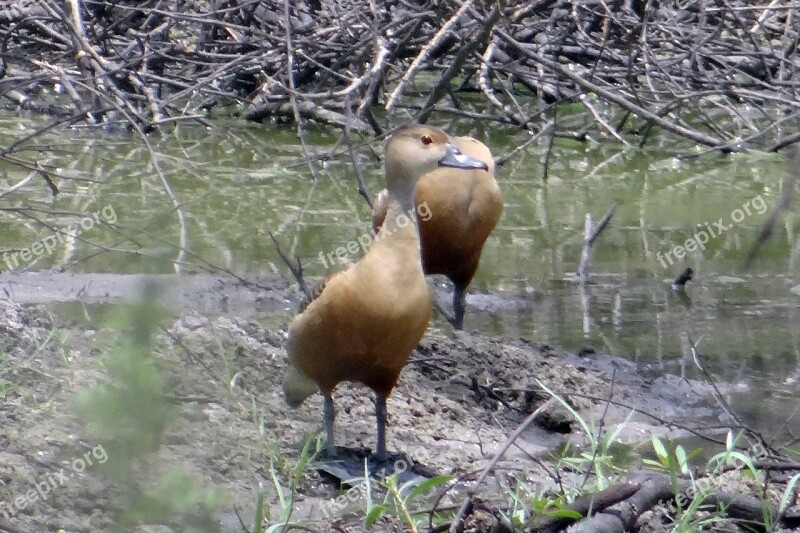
[372,136,503,330]
[283,124,489,461]
[298,273,337,313]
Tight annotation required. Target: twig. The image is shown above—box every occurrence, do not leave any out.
[269,231,308,296]
[448,398,556,533]
[344,99,373,208]
[418,6,499,124]
[744,143,799,268]
[578,203,617,284]
[688,336,776,456]
[282,0,320,181]
[385,0,475,111]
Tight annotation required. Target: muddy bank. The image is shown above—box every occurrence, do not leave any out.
[0,284,728,532]
[0,271,291,315]
[0,271,532,319]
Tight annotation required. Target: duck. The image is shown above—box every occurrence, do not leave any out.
[372,136,502,330]
[282,124,489,461]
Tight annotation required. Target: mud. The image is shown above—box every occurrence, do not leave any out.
[0,273,727,532]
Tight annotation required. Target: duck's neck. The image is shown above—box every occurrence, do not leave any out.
[380,178,419,238]
[386,179,416,215]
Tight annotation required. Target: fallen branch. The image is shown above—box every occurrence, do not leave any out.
[525,481,640,532]
[0,0,796,153]
[547,472,800,532]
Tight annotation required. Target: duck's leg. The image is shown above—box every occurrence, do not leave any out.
[452,284,467,330]
[323,393,337,458]
[374,394,388,462]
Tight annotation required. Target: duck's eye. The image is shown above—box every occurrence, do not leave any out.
[420,135,433,145]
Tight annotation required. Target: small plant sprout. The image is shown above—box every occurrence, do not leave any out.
[250,482,266,533]
[778,474,800,519]
[364,460,387,527]
[259,434,318,532]
[706,431,758,477]
[218,339,245,393]
[538,380,631,491]
[351,464,452,531]
[643,437,693,475]
[384,472,452,533]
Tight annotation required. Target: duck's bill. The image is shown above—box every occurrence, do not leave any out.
[438,144,489,171]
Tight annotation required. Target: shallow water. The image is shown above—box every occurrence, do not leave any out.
[1,112,798,436]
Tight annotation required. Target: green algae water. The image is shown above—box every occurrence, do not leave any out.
[1,112,798,435]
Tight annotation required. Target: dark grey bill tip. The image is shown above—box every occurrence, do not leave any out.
[438,144,489,171]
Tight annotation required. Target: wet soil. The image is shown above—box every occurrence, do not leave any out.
[0,272,734,532]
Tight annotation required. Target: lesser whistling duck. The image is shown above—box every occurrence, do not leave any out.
[282,124,489,461]
[372,136,503,330]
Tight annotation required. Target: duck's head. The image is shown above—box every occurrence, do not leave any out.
[384,124,488,193]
